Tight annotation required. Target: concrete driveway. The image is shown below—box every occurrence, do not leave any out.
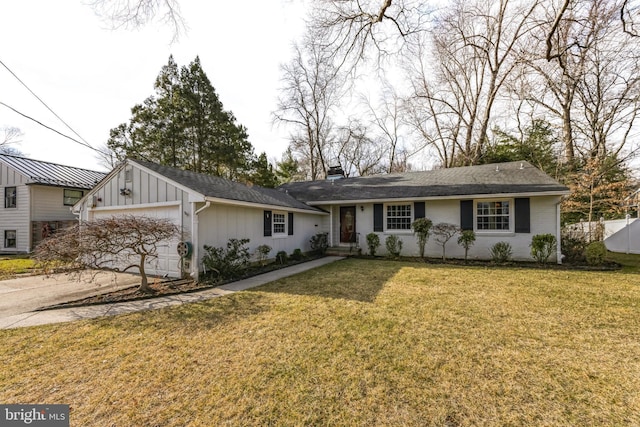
[0,271,142,319]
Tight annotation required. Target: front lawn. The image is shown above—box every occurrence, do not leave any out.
[1,258,639,425]
[0,256,37,279]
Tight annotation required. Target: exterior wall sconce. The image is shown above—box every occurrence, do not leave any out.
[360,206,364,212]
[120,188,131,196]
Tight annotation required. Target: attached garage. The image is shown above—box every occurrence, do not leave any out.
[89,202,184,278]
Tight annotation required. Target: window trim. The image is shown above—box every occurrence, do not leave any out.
[4,187,16,209]
[272,211,287,237]
[63,189,84,206]
[384,202,413,232]
[4,230,16,248]
[474,198,514,233]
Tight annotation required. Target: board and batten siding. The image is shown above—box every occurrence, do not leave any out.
[197,203,325,261]
[336,196,561,261]
[0,162,30,252]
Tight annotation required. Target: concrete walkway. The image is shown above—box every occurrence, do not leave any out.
[0,256,344,330]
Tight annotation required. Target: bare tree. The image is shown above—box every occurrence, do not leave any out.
[432,222,461,260]
[1,127,24,155]
[274,39,345,180]
[34,215,181,292]
[329,120,386,177]
[87,0,186,43]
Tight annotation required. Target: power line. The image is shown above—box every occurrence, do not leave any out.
[0,101,110,156]
[0,57,94,148]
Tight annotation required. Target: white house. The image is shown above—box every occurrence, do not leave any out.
[281,161,571,262]
[74,159,329,279]
[0,154,106,253]
[74,159,570,280]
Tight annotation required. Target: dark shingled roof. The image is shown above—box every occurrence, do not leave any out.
[0,154,106,189]
[279,161,569,203]
[134,160,324,213]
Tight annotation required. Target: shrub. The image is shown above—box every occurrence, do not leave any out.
[310,232,328,255]
[432,222,460,260]
[276,250,288,264]
[585,241,607,266]
[385,235,403,258]
[202,238,250,279]
[366,233,381,256]
[490,241,512,263]
[411,218,433,258]
[561,234,587,264]
[290,248,304,261]
[255,244,272,266]
[530,234,557,264]
[457,230,476,262]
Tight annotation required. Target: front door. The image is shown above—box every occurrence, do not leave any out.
[340,206,356,244]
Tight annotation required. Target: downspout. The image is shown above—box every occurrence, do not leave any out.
[192,201,211,281]
[556,200,563,265]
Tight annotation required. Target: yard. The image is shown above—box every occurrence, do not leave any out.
[1,257,639,426]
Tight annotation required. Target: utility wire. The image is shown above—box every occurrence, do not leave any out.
[0,57,94,148]
[0,101,110,156]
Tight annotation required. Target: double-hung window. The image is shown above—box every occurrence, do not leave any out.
[386,204,412,230]
[273,212,286,235]
[4,187,16,208]
[476,200,510,231]
[4,230,16,248]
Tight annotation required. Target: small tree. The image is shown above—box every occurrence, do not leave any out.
[366,232,381,256]
[385,235,403,258]
[457,230,476,262]
[34,215,181,293]
[530,234,557,264]
[411,218,433,258]
[432,223,460,260]
[255,244,272,266]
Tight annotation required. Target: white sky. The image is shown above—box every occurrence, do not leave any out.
[0,0,306,172]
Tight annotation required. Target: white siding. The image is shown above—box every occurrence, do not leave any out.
[197,203,325,264]
[0,163,30,252]
[30,186,78,222]
[331,196,562,261]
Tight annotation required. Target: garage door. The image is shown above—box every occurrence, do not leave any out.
[90,204,183,278]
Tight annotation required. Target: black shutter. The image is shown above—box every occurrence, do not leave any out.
[414,201,425,219]
[514,198,530,233]
[263,210,272,237]
[288,212,294,235]
[373,204,383,232]
[460,200,474,231]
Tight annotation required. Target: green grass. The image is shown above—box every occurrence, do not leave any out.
[1,258,639,426]
[0,257,36,278]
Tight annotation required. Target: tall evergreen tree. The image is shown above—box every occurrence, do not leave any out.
[249,152,279,188]
[108,55,255,179]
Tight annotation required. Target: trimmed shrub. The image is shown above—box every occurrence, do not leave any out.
[411,218,433,258]
[290,248,304,261]
[275,250,288,264]
[585,241,607,266]
[366,233,381,256]
[310,232,328,255]
[432,222,460,260]
[490,241,512,263]
[530,234,557,264]
[202,238,251,279]
[385,235,403,258]
[457,230,476,262]
[561,234,587,263]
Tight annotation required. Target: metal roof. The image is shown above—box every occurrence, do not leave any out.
[279,161,570,203]
[0,154,106,189]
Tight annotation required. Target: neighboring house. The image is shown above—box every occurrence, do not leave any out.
[73,159,328,279]
[0,154,106,253]
[281,161,571,262]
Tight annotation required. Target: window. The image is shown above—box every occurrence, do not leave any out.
[386,204,412,230]
[4,187,16,208]
[273,212,286,235]
[63,189,84,206]
[476,200,510,231]
[4,230,16,248]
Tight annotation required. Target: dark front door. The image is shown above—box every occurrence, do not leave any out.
[340,206,356,244]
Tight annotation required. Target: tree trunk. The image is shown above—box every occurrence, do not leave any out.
[138,254,151,293]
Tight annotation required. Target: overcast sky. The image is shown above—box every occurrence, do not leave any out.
[1,0,306,172]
